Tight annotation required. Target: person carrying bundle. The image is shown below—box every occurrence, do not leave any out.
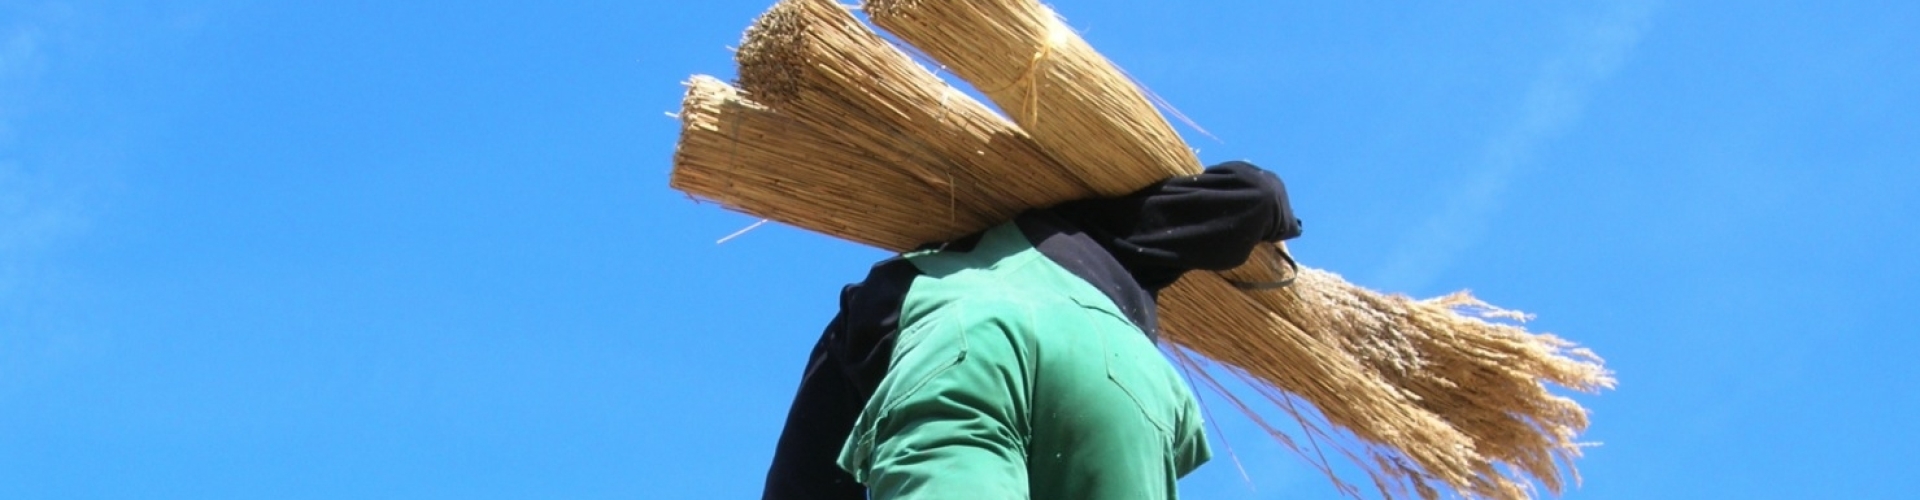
[763,161,1305,500]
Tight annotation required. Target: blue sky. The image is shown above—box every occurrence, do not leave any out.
[2,0,1916,498]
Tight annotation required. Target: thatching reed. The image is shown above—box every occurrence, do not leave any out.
[674,72,1477,496]
[1157,271,1481,497]
[668,0,1613,498]
[734,0,1102,225]
[672,71,1575,499]
[865,0,1201,195]
[1206,266,1613,498]
[670,75,976,250]
[862,0,1308,307]
[862,1,1613,496]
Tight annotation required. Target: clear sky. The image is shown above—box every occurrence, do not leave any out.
[2,1,1915,498]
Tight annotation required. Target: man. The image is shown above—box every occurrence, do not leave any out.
[764,161,1304,499]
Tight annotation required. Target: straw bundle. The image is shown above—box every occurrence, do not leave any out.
[733,0,1101,228]
[668,1,1613,498]
[670,75,973,250]
[1157,272,1480,496]
[673,72,1477,496]
[1223,266,1615,497]
[860,0,1311,307]
[863,1,1615,497]
[865,0,1201,194]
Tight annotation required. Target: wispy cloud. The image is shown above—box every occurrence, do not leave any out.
[1,22,42,286]
[1375,1,1659,292]
[1,162,85,295]
[0,6,112,398]
[0,19,43,145]
[1,14,82,300]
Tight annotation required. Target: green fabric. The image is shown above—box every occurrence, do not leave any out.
[837,223,1212,500]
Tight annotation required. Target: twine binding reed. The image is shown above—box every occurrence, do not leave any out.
[669,1,1614,498]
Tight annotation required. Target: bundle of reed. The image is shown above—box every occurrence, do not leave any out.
[729,0,1305,295]
[668,0,1613,498]
[863,0,1611,496]
[670,75,976,250]
[864,0,1200,194]
[1157,271,1482,498]
[861,0,1312,307]
[671,76,1535,499]
[1220,266,1616,498]
[1196,266,1612,499]
[675,72,1468,497]
[733,0,1103,225]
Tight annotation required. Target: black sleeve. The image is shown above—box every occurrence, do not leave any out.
[760,312,868,500]
[762,258,918,500]
[1044,160,1302,291]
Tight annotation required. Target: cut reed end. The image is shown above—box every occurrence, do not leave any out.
[735,0,811,103]
[861,0,915,19]
[670,75,739,193]
[676,74,749,122]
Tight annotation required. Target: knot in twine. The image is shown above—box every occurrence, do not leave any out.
[979,16,1070,128]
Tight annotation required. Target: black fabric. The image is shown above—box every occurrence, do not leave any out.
[761,258,916,500]
[829,257,920,403]
[1046,160,1302,291]
[761,161,1302,500]
[1016,212,1164,339]
[759,320,866,500]
[1019,160,1304,336]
